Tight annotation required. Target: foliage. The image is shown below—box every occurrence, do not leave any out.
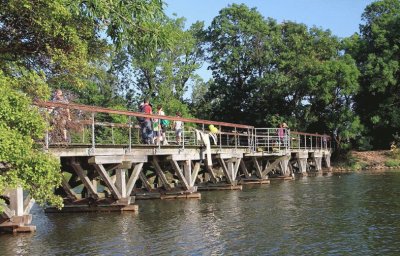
[334,152,367,171]
[0,0,166,211]
[117,15,206,117]
[0,72,63,208]
[346,0,400,149]
[203,4,361,150]
[384,159,400,167]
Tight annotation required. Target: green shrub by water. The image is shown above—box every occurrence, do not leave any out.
[385,159,400,167]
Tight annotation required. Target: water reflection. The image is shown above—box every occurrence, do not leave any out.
[1,170,400,255]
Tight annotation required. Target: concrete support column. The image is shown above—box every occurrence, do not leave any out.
[227,160,235,183]
[116,169,127,198]
[9,187,24,216]
[323,151,331,168]
[279,157,290,176]
[312,151,323,171]
[296,151,308,174]
[183,160,192,187]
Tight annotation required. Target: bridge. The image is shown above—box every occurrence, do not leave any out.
[1,101,332,233]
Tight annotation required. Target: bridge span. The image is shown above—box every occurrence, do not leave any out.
[1,102,332,233]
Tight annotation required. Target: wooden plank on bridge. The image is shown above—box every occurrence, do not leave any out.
[61,173,79,200]
[261,155,290,178]
[88,155,148,164]
[252,157,263,179]
[191,162,201,187]
[71,162,99,199]
[217,157,234,184]
[0,205,14,220]
[139,172,153,191]
[152,157,172,190]
[240,160,251,178]
[93,164,122,199]
[126,163,144,197]
[170,160,190,190]
[23,195,35,216]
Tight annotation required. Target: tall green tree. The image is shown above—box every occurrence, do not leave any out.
[204,4,360,149]
[0,0,165,210]
[346,0,400,148]
[122,16,206,116]
[205,4,279,124]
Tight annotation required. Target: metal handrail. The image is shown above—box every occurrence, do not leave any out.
[36,101,331,152]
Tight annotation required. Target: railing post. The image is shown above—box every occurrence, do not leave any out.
[182,122,185,150]
[158,119,161,149]
[45,112,49,150]
[219,125,222,150]
[254,128,257,151]
[247,128,251,151]
[234,127,237,149]
[320,135,322,149]
[304,135,307,150]
[112,126,115,145]
[82,126,85,143]
[91,112,95,150]
[45,127,49,150]
[128,116,132,152]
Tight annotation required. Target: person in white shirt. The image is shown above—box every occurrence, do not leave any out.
[173,112,183,144]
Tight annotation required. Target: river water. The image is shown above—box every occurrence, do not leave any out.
[1,170,400,255]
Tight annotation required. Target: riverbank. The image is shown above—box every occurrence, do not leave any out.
[332,150,400,172]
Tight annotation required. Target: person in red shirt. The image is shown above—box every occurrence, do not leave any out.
[141,99,153,144]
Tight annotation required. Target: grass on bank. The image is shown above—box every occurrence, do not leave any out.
[334,152,368,171]
[334,149,400,171]
[384,149,400,167]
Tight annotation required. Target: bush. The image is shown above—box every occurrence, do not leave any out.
[385,159,400,167]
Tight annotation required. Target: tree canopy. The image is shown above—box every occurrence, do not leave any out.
[0,0,165,209]
[346,0,400,149]
[200,4,361,149]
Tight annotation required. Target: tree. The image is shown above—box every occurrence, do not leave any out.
[346,0,400,148]
[206,4,279,124]
[122,16,206,116]
[0,72,62,209]
[0,0,166,210]
[204,4,361,149]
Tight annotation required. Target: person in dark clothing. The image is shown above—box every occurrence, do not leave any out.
[141,99,153,144]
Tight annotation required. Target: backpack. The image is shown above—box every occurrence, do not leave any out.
[136,104,145,123]
[161,119,170,127]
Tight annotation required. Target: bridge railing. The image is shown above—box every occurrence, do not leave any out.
[290,131,331,151]
[254,128,290,153]
[35,101,255,151]
[35,101,331,152]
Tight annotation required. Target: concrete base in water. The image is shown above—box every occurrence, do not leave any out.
[0,215,36,233]
[45,204,138,213]
[269,176,294,181]
[239,178,271,184]
[197,183,242,191]
[134,192,201,200]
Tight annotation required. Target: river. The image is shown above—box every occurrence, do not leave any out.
[1,170,400,255]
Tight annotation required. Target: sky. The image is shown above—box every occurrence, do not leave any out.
[164,0,375,37]
[164,0,376,94]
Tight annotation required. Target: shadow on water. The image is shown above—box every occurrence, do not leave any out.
[1,169,400,255]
